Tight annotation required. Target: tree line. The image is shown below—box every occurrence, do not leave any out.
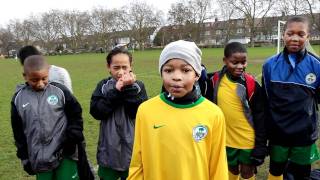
[0,0,319,55]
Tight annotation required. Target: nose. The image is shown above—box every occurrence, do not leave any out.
[118,69,125,76]
[37,81,45,89]
[172,70,182,81]
[291,34,299,41]
[236,63,244,69]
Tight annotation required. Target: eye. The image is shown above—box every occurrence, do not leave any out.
[163,68,172,73]
[182,68,192,73]
[299,32,306,37]
[286,32,293,37]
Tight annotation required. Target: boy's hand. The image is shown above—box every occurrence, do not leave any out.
[122,71,136,86]
[115,78,124,91]
[116,71,136,91]
[250,156,265,166]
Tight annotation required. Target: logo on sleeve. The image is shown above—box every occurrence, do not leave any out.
[47,95,59,105]
[192,125,208,142]
[305,73,316,85]
[22,102,30,108]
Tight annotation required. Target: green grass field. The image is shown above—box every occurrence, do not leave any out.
[0,46,319,179]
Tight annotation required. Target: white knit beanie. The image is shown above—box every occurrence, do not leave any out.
[159,40,202,75]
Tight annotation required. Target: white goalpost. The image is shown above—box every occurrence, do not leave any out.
[277,20,286,54]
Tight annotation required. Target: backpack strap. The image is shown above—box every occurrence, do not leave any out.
[211,72,220,87]
[244,73,256,101]
[211,71,256,102]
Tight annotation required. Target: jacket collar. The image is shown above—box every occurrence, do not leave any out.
[163,86,200,105]
[283,47,307,64]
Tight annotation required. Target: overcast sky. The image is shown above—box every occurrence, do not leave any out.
[0,0,177,26]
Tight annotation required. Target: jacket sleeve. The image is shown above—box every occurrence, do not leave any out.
[250,81,268,160]
[209,108,228,179]
[58,67,73,93]
[122,80,148,119]
[127,107,144,180]
[10,95,28,160]
[53,82,84,143]
[204,73,214,101]
[90,79,122,120]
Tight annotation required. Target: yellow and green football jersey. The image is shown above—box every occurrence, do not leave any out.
[128,94,228,180]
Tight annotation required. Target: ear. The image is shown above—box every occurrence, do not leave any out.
[23,72,27,80]
[223,57,227,65]
[195,74,200,81]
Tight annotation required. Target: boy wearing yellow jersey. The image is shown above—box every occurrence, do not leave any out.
[208,42,267,180]
[128,40,228,180]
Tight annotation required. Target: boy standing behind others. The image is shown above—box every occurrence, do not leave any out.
[262,16,320,180]
[128,40,228,180]
[17,45,73,92]
[90,47,148,180]
[11,55,84,179]
[207,42,267,180]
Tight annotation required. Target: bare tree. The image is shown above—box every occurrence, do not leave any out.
[123,1,163,50]
[225,0,276,47]
[167,2,193,40]
[8,19,34,46]
[217,0,237,44]
[305,0,320,31]
[274,0,320,31]
[60,10,91,52]
[0,28,15,55]
[187,0,213,43]
[89,7,123,49]
[32,10,62,51]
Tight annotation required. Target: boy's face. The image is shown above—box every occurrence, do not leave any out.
[107,53,132,81]
[23,68,49,91]
[223,52,247,77]
[283,22,309,53]
[161,59,199,98]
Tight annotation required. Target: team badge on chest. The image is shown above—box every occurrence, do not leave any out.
[305,73,316,85]
[47,95,59,105]
[193,125,208,142]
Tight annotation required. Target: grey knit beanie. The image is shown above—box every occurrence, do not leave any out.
[159,40,202,75]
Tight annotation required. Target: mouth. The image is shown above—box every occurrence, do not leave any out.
[288,44,300,49]
[234,70,243,75]
[170,85,183,93]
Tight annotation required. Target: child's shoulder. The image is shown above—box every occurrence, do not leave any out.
[201,98,223,112]
[139,95,161,107]
[265,53,282,64]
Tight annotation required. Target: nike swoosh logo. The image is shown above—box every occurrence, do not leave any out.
[22,103,29,108]
[153,125,165,129]
[72,173,78,179]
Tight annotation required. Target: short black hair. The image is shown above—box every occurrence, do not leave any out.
[106,47,133,66]
[224,42,247,58]
[18,45,41,65]
[284,16,310,32]
[23,55,49,73]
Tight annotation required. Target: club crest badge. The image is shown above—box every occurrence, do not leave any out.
[305,73,316,85]
[193,125,208,142]
[47,95,58,105]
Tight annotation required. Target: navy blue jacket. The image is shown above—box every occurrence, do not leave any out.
[262,48,320,146]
